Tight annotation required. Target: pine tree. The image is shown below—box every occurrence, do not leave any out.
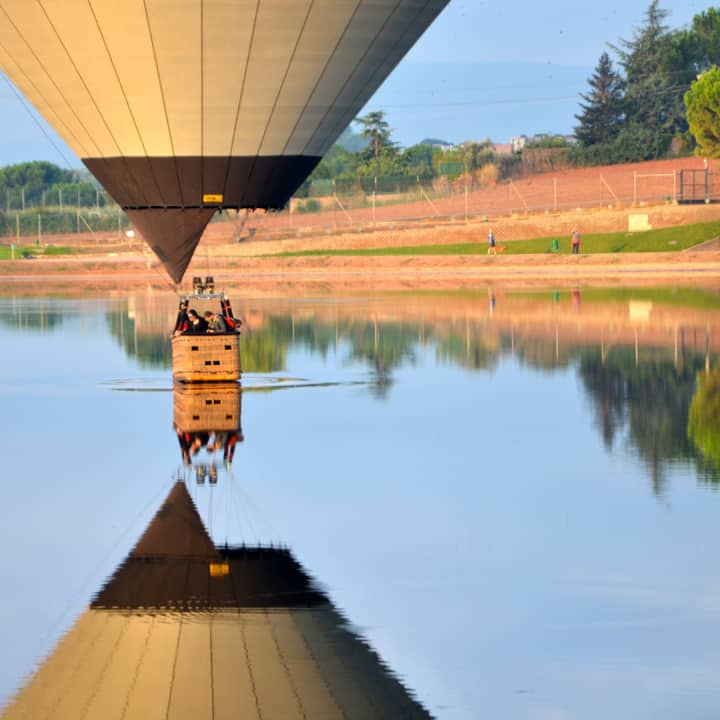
[611,1,679,134]
[574,52,625,146]
[354,111,396,160]
[685,66,720,158]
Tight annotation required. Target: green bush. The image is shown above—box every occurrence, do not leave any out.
[295,199,321,213]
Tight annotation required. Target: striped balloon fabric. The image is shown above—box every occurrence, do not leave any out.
[0,0,448,281]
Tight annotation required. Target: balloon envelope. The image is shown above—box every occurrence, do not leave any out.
[0,0,449,282]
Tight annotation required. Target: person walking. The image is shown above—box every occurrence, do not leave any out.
[571,228,581,255]
[488,228,497,255]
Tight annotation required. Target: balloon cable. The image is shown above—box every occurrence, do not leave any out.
[0,71,75,169]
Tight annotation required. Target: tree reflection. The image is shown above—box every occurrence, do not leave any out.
[688,370,720,469]
[240,321,288,372]
[344,320,417,396]
[103,302,720,489]
[579,349,716,493]
[106,311,170,369]
[0,302,64,332]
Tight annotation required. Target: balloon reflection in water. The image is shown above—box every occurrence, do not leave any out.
[174,382,243,476]
[2,479,430,719]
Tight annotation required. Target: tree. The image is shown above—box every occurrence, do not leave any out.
[398,143,435,179]
[574,52,625,146]
[691,7,720,70]
[611,1,682,143]
[354,111,396,160]
[685,66,720,158]
[456,140,494,172]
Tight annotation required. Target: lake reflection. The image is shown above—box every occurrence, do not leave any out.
[3,286,720,719]
[101,288,720,489]
[3,480,430,720]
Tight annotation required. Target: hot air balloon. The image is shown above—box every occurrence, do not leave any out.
[0,0,450,283]
[1,482,432,719]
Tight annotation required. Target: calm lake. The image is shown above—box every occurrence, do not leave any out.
[1,285,720,720]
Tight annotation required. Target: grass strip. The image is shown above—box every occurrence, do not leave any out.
[0,245,73,260]
[264,220,720,257]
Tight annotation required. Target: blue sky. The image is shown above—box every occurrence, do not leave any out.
[0,0,710,164]
[407,0,702,65]
[364,0,707,145]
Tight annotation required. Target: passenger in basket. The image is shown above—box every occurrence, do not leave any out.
[205,310,227,333]
[186,309,208,334]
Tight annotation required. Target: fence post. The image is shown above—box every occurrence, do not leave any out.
[600,174,620,206]
[37,213,41,245]
[418,176,440,216]
[15,213,19,241]
[553,177,558,211]
[465,181,469,222]
[21,187,25,211]
[633,171,637,205]
[509,180,529,213]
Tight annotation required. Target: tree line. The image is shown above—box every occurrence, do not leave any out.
[298,112,520,201]
[305,0,720,192]
[0,161,107,210]
[574,1,720,163]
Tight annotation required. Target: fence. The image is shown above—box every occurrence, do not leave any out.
[0,164,704,246]
[0,206,132,243]
[2,185,111,212]
[242,167,689,240]
[678,169,720,204]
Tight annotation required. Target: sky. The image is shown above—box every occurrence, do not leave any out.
[406,0,703,65]
[365,0,706,145]
[0,0,710,165]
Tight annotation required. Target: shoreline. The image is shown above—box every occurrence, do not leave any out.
[2,249,720,285]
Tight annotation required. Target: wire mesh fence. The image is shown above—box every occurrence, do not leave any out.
[0,163,708,246]
[246,167,688,240]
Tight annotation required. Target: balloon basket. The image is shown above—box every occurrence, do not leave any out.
[173,382,242,433]
[171,333,242,382]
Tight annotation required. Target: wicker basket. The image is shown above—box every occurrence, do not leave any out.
[171,333,241,382]
[173,382,242,432]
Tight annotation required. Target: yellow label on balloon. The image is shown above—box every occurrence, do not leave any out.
[209,562,230,577]
[203,193,224,204]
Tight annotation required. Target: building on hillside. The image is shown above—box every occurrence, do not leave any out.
[419,137,455,151]
[511,135,529,152]
[491,142,513,155]
[512,133,577,151]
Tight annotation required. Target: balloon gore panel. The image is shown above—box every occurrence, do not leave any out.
[125,207,215,284]
[84,155,322,209]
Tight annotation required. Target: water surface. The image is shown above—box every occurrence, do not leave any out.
[1,286,720,719]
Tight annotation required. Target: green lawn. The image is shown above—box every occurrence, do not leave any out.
[0,245,73,259]
[266,220,720,257]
